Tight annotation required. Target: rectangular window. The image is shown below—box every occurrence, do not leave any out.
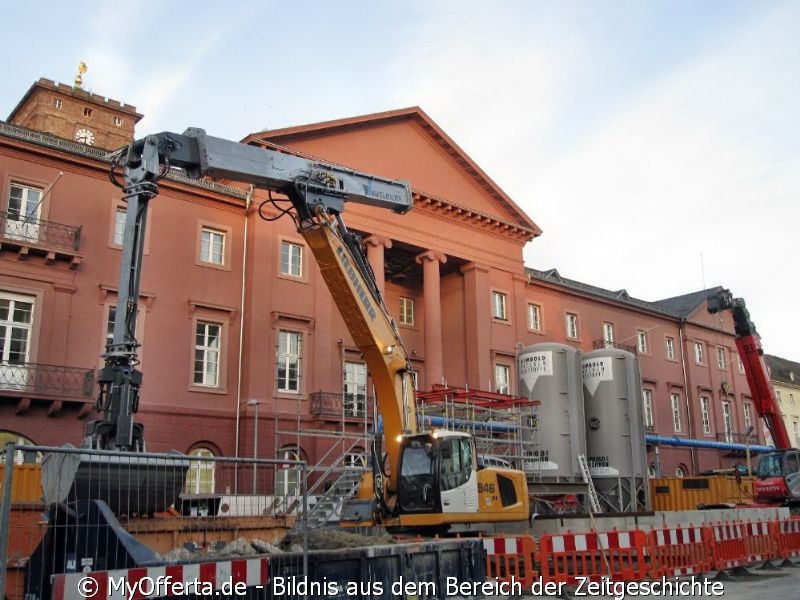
[344,361,367,417]
[738,357,745,374]
[566,313,578,339]
[792,393,796,406]
[105,305,117,349]
[0,293,34,366]
[194,321,221,387]
[642,389,654,428]
[670,393,682,433]
[700,396,711,435]
[113,206,127,245]
[721,400,733,442]
[716,347,726,370]
[494,364,511,395]
[200,227,226,265]
[54,98,63,109]
[113,116,123,127]
[280,241,303,277]
[637,330,649,354]
[665,336,676,361]
[694,341,704,364]
[743,403,753,431]
[777,389,782,404]
[794,420,800,445]
[399,297,415,326]
[7,183,43,242]
[603,322,614,346]
[491,292,507,321]
[277,330,301,393]
[527,303,541,331]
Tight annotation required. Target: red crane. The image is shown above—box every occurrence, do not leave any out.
[708,289,799,505]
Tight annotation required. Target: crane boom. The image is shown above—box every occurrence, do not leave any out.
[708,289,791,450]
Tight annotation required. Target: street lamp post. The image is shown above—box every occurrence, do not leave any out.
[246,399,260,494]
[744,425,754,479]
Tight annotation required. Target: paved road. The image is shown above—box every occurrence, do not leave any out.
[484,565,800,600]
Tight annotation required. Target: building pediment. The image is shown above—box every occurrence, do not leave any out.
[242,107,540,241]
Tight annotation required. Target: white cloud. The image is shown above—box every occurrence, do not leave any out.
[520,3,800,356]
[386,1,584,172]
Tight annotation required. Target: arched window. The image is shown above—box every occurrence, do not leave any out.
[344,448,366,469]
[275,446,302,496]
[0,431,41,464]
[185,447,216,494]
[675,464,687,478]
[647,465,657,478]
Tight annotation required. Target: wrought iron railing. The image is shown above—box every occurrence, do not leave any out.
[0,210,81,252]
[592,339,637,354]
[310,391,374,420]
[715,431,758,445]
[0,361,94,398]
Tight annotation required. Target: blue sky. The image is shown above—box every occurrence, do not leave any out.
[1,1,798,359]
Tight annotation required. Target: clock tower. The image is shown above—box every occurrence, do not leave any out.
[6,74,142,150]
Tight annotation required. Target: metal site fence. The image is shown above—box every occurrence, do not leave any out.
[0,444,309,600]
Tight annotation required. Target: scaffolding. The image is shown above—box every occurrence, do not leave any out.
[416,384,540,469]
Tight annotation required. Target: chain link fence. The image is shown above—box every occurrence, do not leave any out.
[0,443,308,600]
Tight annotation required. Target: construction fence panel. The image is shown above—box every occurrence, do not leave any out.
[539,529,648,586]
[0,444,307,600]
[743,520,778,564]
[483,535,538,588]
[776,518,800,560]
[708,521,748,572]
[646,525,710,578]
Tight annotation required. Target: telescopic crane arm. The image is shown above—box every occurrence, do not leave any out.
[708,289,791,450]
[89,130,416,475]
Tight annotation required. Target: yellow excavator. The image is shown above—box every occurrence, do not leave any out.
[51,128,529,531]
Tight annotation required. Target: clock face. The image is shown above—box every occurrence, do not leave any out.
[75,128,95,145]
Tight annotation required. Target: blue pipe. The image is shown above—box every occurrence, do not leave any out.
[421,415,516,433]
[385,419,775,454]
[646,434,774,454]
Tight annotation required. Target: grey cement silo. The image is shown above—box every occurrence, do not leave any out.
[517,343,586,481]
[581,348,649,512]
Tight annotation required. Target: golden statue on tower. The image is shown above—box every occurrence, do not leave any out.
[74,62,88,90]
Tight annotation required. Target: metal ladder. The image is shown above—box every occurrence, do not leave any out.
[577,453,601,513]
[289,467,366,535]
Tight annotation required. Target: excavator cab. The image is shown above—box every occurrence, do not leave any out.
[397,436,437,512]
[754,450,800,504]
[397,432,480,516]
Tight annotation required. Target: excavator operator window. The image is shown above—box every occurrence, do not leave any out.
[398,440,436,512]
[757,453,783,478]
[786,453,800,476]
[439,438,471,491]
